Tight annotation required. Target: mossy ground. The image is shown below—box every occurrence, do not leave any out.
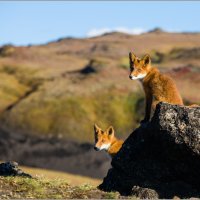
[0,176,122,199]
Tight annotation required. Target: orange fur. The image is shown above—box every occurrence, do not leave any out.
[93,124,123,158]
[129,52,183,122]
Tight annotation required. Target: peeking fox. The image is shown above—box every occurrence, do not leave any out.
[129,52,183,123]
[93,124,124,158]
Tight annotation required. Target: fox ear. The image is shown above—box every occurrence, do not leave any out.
[107,126,114,136]
[142,54,151,66]
[129,52,136,62]
[94,124,101,133]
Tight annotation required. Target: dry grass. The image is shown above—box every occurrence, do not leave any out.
[0,175,121,199]
[20,165,101,186]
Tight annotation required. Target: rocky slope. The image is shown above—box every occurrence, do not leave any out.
[99,103,200,199]
[0,128,110,179]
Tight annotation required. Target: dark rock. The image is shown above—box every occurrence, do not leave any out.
[80,59,105,74]
[0,161,32,178]
[99,102,200,198]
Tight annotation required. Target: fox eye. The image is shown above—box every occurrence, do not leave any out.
[137,68,142,72]
[102,139,105,142]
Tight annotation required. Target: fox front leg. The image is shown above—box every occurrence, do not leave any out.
[141,93,152,124]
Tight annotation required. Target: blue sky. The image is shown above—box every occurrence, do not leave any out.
[0,1,200,46]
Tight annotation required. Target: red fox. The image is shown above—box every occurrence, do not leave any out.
[129,52,183,123]
[93,124,124,158]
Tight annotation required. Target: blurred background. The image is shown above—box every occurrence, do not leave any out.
[0,1,200,184]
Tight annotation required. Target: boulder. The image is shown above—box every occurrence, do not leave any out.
[0,161,32,177]
[99,102,200,198]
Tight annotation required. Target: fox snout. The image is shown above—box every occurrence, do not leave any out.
[129,75,134,79]
[129,74,137,80]
[129,73,146,80]
[94,146,100,151]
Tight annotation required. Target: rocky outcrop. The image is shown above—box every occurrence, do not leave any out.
[80,59,106,74]
[99,102,200,198]
[0,161,31,177]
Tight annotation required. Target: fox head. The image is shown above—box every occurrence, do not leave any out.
[93,124,115,151]
[129,52,151,80]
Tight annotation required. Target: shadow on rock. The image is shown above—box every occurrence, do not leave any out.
[99,102,200,199]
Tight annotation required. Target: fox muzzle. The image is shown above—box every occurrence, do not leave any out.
[94,146,100,151]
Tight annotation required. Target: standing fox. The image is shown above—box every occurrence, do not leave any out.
[129,52,183,123]
[93,124,124,158]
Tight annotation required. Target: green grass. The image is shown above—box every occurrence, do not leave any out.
[0,73,29,111]
[1,87,142,142]
[0,64,42,87]
[119,56,129,69]
[0,176,120,199]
